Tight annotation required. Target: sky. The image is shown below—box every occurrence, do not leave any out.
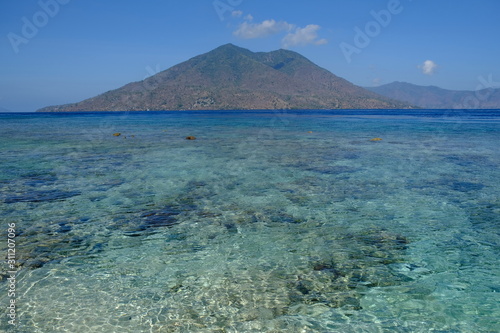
[1,0,500,112]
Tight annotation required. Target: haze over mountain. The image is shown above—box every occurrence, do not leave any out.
[366,82,500,109]
[37,44,410,112]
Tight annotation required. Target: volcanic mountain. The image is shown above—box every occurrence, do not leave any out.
[38,44,411,111]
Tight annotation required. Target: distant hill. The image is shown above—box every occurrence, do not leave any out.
[366,81,500,109]
[38,44,411,112]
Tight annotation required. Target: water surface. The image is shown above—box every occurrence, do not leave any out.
[1,110,499,332]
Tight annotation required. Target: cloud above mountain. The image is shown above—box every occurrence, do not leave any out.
[419,60,438,75]
[232,13,327,48]
[282,25,328,48]
[233,19,293,39]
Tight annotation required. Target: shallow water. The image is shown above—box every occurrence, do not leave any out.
[1,110,499,332]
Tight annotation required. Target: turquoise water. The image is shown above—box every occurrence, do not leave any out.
[0,110,499,332]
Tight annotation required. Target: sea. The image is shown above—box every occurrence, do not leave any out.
[0,110,499,332]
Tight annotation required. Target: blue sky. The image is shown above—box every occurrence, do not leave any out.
[1,0,499,112]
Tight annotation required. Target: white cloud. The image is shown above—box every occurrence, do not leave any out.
[233,19,293,39]
[233,18,327,48]
[419,60,438,75]
[281,24,328,48]
[231,10,243,18]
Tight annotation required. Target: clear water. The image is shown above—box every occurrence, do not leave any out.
[0,110,499,332]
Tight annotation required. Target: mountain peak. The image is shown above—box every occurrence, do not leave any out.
[217,43,242,49]
[213,43,247,52]
[38,44,411,112]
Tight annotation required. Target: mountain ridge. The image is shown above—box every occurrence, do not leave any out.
[37,44,412,112]
[366,81,500,109]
